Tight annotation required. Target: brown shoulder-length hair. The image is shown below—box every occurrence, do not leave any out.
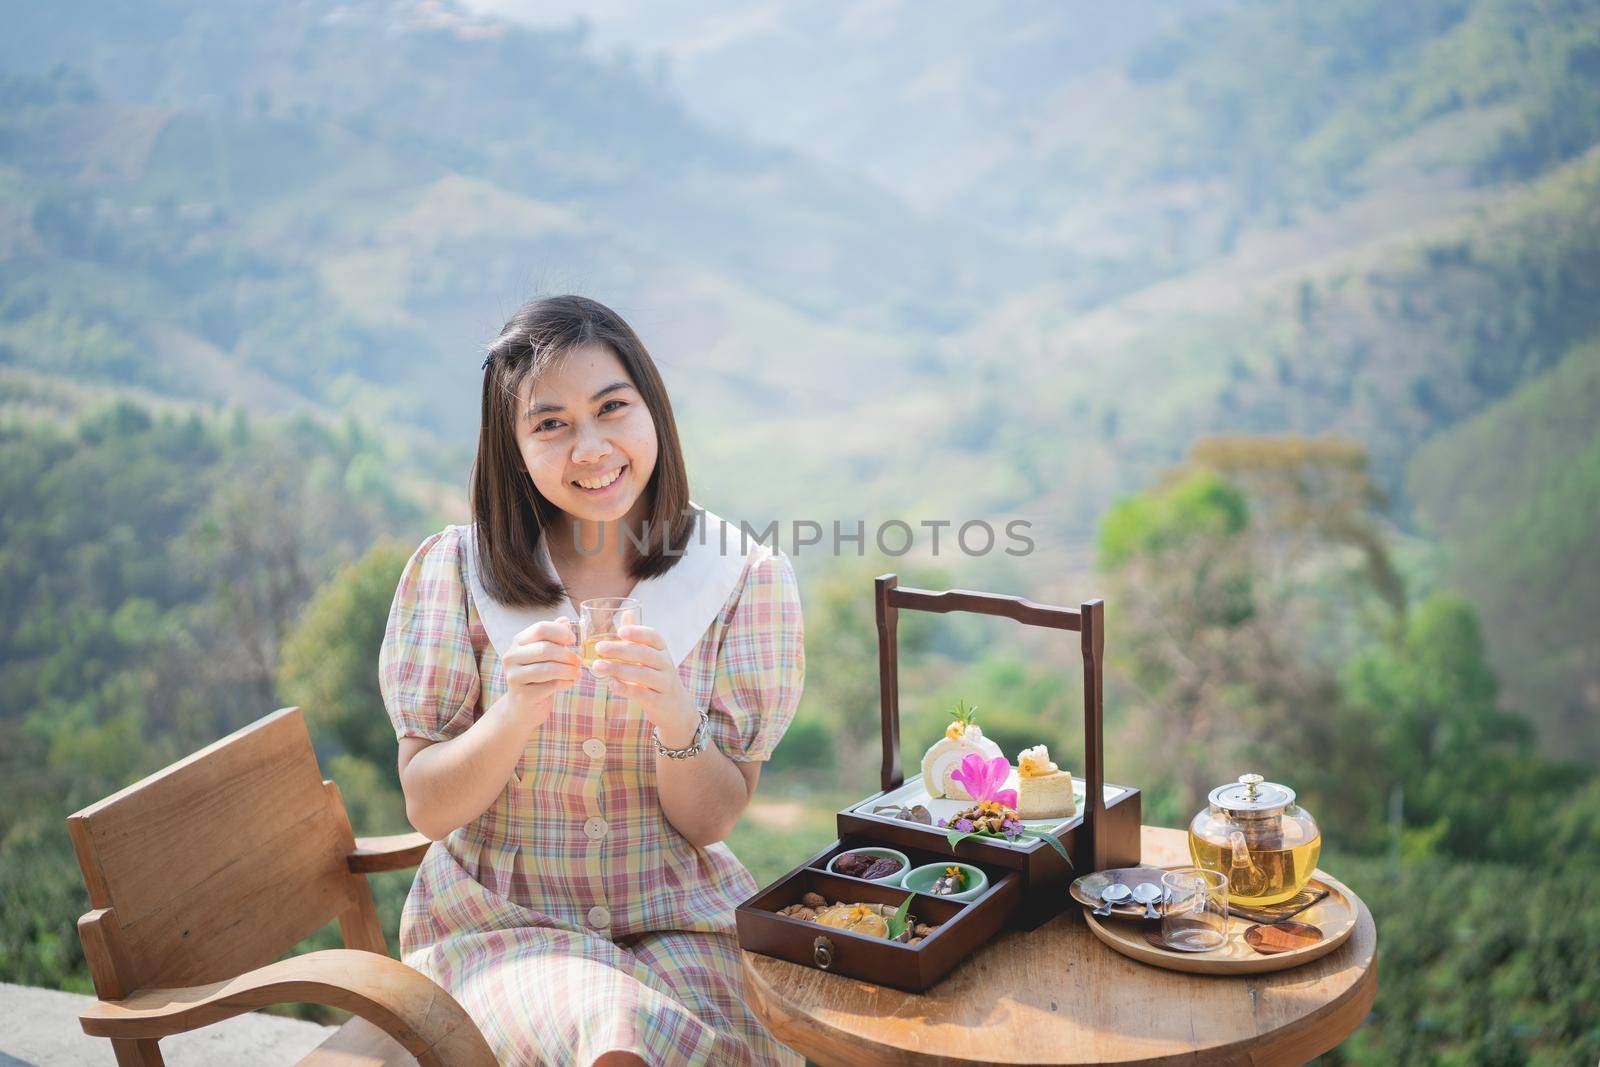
[470,294,694,608]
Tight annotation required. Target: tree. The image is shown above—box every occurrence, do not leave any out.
[784,557,939,791]
[277,539,412,768]
[183,427,415,715]
[1340,592,1560,862]
[1097,435,1402,824]
[0,401,423,996]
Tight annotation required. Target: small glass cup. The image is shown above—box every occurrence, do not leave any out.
[578,597,642,671]
[1161,867,1229,951]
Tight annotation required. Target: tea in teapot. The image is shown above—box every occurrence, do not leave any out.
[1187,773,1321,907]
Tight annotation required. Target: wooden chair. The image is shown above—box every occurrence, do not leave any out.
[66,706,497,1066]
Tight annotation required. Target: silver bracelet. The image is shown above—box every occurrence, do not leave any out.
[652,708,709,760]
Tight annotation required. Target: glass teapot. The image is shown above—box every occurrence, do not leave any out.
[1187,773,1321,907]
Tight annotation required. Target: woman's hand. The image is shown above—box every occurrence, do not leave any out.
[502,617,582,729]
[592,624,701,746]
[397,617,578,841]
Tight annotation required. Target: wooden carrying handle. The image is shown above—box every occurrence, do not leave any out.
[874,575,1107,871]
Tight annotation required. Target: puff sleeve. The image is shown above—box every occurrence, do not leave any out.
[706,548,805,762]
[378,526,482,743]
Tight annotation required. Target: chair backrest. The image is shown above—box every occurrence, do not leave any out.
[67,707,378,997]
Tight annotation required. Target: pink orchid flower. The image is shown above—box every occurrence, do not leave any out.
[950,753,1017,809]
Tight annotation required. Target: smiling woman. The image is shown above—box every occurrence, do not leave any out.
[471,296,692,608]
[378,295,806,1066]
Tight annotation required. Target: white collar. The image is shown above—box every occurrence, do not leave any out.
[460,504,754,668]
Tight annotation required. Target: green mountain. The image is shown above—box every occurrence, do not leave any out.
[3,0,1597,737]
[953,0,1600,266]
[1406,339,1600,760]
[486,0,1220,212]
[935,147,1599,540]
[0,1,1065,510]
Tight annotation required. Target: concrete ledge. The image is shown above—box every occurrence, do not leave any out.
[0,982,335,1066]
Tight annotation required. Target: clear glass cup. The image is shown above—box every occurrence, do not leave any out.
[1161,867,1229,951]
[578,597,642,671]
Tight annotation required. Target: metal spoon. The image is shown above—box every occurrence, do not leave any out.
[1094,883,1132,917]
[1131,882,1163,920]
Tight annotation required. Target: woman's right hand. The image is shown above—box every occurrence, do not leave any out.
[501,616,581,728]
[397,615,582,840]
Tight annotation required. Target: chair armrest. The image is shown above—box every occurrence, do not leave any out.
[349,831,431,873]
[78,948,495,1067]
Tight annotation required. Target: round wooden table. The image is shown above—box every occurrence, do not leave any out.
[741,826,1378,1067]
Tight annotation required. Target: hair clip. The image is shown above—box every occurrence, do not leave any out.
[481,353,493,370]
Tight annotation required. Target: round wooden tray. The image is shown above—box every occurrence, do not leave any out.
[1083,868,1361,975]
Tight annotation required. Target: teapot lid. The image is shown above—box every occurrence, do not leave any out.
[1209,773,1295,818]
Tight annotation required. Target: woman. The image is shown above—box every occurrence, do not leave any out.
[378,295,805,1066]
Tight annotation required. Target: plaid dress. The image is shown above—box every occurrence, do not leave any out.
[379,522,805,1066]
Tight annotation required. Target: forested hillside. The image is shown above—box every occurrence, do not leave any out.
[955,0,1600,261]
[4,0,1599,552]
[0,402,424,988]
[0,1,1054,455]
[1407,340,1600,760]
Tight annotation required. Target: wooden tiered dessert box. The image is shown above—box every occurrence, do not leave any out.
[735,574,1141,991]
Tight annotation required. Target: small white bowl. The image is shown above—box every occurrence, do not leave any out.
[826,847,911,885]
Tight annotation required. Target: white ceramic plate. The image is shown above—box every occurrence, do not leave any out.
[850,773,1133,845]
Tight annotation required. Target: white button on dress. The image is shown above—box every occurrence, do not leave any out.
[587,905,612,929]
[582,737,607,760]
[583,816,609,841]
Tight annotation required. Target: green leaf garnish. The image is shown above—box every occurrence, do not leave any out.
[947,819,1072,870]
[946,828,980,850]
[1019,827,1075,868]
[947,699,979,730]
[887,892,915,940]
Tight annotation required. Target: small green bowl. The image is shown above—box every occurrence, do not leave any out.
[826,847,911,885]
[903,862,988,902]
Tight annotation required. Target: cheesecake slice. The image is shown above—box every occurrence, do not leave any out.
[1014,744,1076,820]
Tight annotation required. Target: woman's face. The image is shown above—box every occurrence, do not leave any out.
[515,342,659,529]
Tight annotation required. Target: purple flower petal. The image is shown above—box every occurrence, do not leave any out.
[955,817,974,832]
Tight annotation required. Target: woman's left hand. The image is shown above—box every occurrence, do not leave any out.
[592,625,701,746]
